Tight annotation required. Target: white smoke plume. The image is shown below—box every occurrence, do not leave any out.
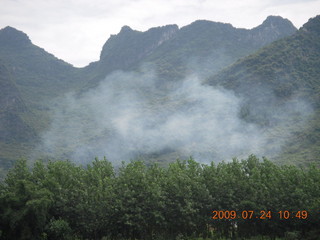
[36,66,312,164]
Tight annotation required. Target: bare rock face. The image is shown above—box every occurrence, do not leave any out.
[248,16,297,46]
[99,24,178,65]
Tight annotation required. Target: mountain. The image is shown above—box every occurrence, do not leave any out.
[83,16,297,88]
[45,16,297,165]
[0,16,300,175]
[0,62,34,141]
[82,24,179,87]
[207,15,320,166]
[248,16,298,46]
[143,16,296,80]
[0,27,82,107]
[0,27,85,175]
[0,61,36,171]
[100,25,179,68]
[0,26,86,135]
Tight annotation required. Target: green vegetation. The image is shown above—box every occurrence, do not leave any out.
[1,155,319,239]
[207,15,320,166]
[0,27,87,172]
[0,17,299,174]
[0,18,319,240]
[84,16,297,88]
[142,16,296,83]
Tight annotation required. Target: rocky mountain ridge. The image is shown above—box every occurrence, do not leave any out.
[1,15,312,175]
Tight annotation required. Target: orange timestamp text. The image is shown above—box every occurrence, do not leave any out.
[212,210,308,220]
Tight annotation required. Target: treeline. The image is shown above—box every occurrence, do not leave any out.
[0,155,319,240]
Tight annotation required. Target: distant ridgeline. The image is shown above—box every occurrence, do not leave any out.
[1,15,320,177]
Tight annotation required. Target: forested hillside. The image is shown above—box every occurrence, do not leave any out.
[0,27,84,174]
[207,15,320,165]
[0,16,298,173]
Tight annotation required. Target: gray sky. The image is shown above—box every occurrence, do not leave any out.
[1,0,319,67]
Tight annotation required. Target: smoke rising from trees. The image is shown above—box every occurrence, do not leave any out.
[37,66,312,164]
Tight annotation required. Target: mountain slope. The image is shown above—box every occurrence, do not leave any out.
[207,15,320,165]
[0,62,34,141]
[83,16,297,88]
[142,16,296,80]
[0,27,93,135]
[0,27,82,108]
[0,16,300,173]
[0,61,36,172]
[0,27,84,175]
[83,25,179,87]
[43,16,298,165]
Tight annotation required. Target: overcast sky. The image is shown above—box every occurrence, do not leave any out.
[1,0,319,67]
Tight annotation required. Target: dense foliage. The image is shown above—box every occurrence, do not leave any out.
[1,155,319,240]
[207,15,320,166]
[0,27,83,175]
